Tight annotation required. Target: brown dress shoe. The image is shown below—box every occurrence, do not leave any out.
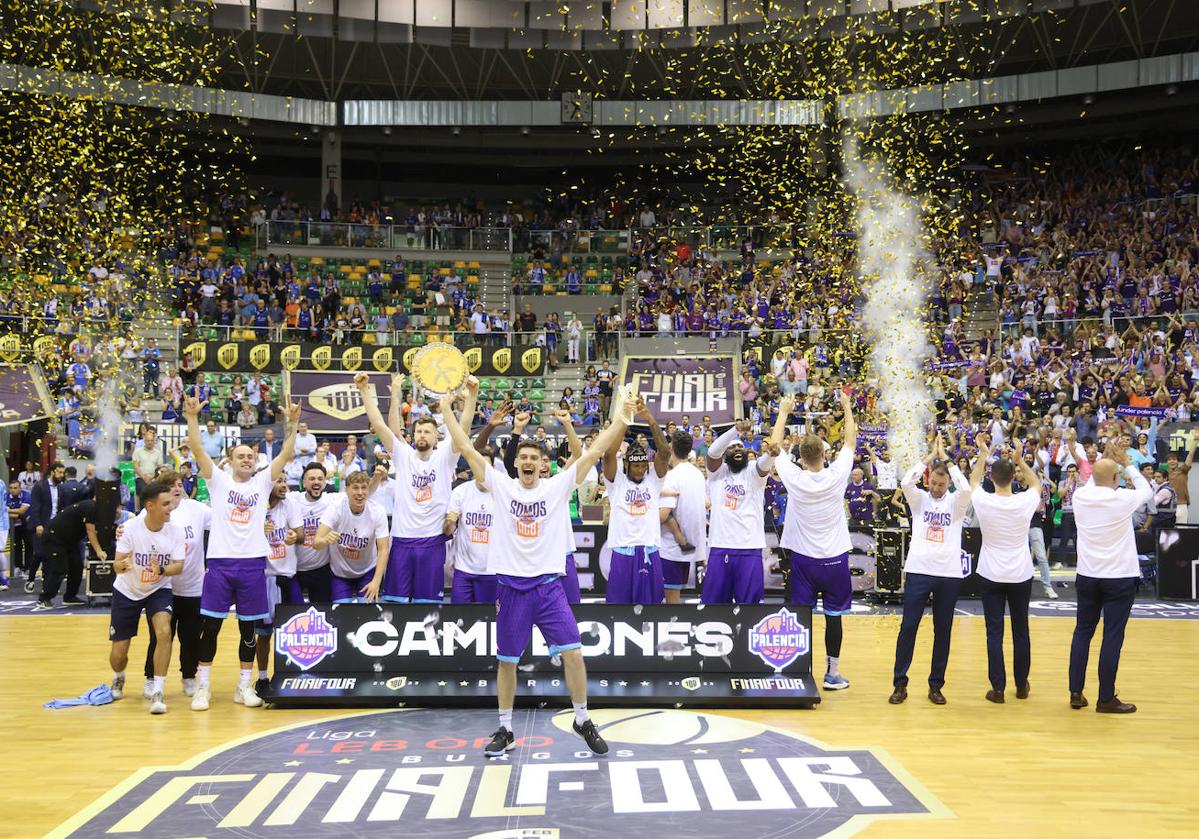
[888,686,908,704]
[928,688,947,705]
[1069,692,1088,709]
[985,689,1005,704]
[1095,697,1137,714]
[1016,682,1030,700]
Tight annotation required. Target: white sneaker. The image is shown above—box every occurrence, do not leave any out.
[234,683,264,708]
[182,678,196,697]
[1043,585,1059,600]
[111,674,125,700]
[142,680,155,700]
[191,684,210,711]
[149,692,167,715]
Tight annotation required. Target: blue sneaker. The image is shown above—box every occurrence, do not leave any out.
[823,672,850,690]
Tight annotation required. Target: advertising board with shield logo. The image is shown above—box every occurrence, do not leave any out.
[185,339,545,375]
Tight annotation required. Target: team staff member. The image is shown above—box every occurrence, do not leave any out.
[601,398,670,605]
[969,437,1040,703]
[439,383,632,757]
[355,371,474,603]
[658,431,705,604]
[183,394,301,713]
[35,497,111,610]
[314,470,391,603]
[890,436,973,706]
[1068,441,1151,714]
[768,391,857,691]
[143,471,211,699]
[110,482,185,715]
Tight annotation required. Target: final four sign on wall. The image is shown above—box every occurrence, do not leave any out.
[55,708,946,837]
[618,354,740,426]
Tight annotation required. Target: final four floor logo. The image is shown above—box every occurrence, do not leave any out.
[53,709,947,838]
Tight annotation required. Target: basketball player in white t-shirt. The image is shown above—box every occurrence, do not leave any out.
[355,371,474,603]
[701,421,779,604]
[289,463,333,602]
[314,470,391,603]
[440,385,633,757]
[444,479,496,604]
[183,394,301,712]
[658,431,706,603]
[142,470,211,700]
[253,476,301,698]
[969,435,1041,704]
[890,436,973,706]
[110,482,185,715]
[601,397,669,604]
[768,391,856,690]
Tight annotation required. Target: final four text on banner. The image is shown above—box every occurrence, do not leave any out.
[618,354,740,426]
[267,603,819,708]
[181,339,546,376]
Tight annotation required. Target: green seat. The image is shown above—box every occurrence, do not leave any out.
[531,378,545,389]
[528,389,545,402]
[493,377,511,392]
[477,377,492,391]
[511,379,527,391]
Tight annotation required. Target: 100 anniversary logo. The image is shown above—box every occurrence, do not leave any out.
[53,709,946,837]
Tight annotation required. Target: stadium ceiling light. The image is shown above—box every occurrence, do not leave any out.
[1082,94,1095,105]
[452,126,461,135]
[1165,84,1178,96]
[382,126,392,136]
[521,126,531,136]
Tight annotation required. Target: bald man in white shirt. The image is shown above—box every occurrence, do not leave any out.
[1067,441,1151,714]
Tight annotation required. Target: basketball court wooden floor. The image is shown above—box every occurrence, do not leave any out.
[4,613,1197,838]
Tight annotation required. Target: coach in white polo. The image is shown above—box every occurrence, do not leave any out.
[1067,441,1151,714]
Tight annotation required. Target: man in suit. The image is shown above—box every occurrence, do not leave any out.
[26,462,65,594]
[260,427,282,461]
[58,466,88,507]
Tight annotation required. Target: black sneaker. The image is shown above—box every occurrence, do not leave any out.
[572,718,609,755]
[255,677,271,699]
[483,727,515,757]
[63,597,86,606]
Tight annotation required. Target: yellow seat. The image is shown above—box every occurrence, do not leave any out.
[599,284,612,294]
[408,274,421,283]
[311,257,325,266]
[585,268,598,278]
[338,264,352,274]
[210,230,225,242]
[468,260,480,269]
[439,267,451,276]
[453,260,466,269]
[344,296,357,306]
[367,258,382,268]
[363,333,377,345]
[385,306,397,315]
[543,284,556,294]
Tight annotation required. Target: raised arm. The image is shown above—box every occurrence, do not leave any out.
[768,395,795,450]
[554,408,583,467]
[969,433,992,490]
[473,399,512,455]
[574,397,634,487]
[438,395,489,483]
[354,371,401,452]
[636,397,670,478]
[457,375,480,432]
[1012,438,1042,494]
[707,422,742,473]
[270,402,303,481]
[183,395,215,480]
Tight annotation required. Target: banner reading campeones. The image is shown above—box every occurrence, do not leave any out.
[618,354,739,426]
[182,340,546,376]
[267,603,819,708]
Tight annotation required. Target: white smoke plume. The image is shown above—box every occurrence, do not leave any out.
[93,375,124,475]
[843,139,935,472]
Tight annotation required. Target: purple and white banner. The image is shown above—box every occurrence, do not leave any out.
[619,354,739,426]
[0,363,55,427]
[1115,405,1171,420]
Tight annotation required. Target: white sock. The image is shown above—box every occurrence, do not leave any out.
[239,668,252,687]
[573,702,588,724]
[153,676,165,693]
[827,656,840,677]
[197,665,211,687]
[498,708,513,731]
[113,670,125,681]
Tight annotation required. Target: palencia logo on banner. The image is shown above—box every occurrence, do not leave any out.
[55,708,943,837]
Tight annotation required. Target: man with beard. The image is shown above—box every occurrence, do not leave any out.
[602,397,670,604]
[314,470,391,603]
[289,463,333,603]
[890,436,973,706]
[438,385,633,757]
[355,372,474,603]
[767,391,856,690]
[253,476,302,697]
[142,470,211,700]
[701,419,779,604]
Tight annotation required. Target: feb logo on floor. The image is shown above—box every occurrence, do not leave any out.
[53,708,947,838]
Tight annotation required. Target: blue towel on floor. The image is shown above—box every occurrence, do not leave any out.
[44,685,114,709]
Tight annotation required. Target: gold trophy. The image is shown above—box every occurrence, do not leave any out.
[410,341,470,400]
